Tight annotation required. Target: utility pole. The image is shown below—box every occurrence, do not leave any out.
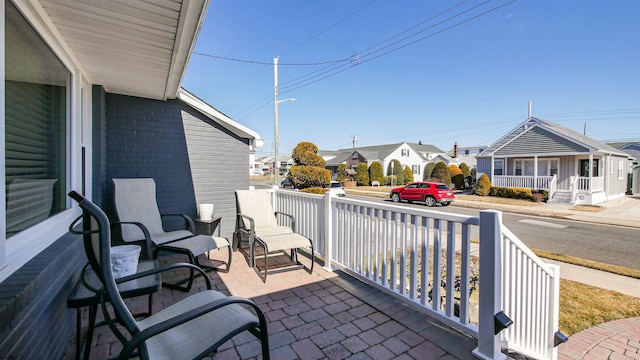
[351,134,357,148]
[274,56,279,186]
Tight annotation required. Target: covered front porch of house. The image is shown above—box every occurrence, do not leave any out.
[491,153,608,204]
[63,190,563,360]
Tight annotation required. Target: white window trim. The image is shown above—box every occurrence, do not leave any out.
[618,160,624,180]
[494,159,505,175]
[1,0,6,271]
[1,1,86,282]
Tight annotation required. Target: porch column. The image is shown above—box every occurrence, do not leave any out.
[589,153,593,194]
[490,156,494,183]
[473,210,507,360]
[323,192,334,271]
[534,156,538,189]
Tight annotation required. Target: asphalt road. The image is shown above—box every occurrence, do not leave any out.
[345,193,640,271]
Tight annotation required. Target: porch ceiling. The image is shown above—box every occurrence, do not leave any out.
[39,0,208,100]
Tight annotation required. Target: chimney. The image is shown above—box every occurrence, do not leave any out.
[454,142,458,159]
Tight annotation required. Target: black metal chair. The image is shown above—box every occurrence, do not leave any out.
[68,191,269,360]
[112,178,231,292]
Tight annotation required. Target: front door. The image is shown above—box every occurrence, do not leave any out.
[579,159,599,177]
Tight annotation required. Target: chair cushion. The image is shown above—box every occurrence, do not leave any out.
[257,233,311,253]
[255,225,293,237]
[138,290,259,360]
[158,235,229,257]
[114,178,167,242]
[150,230,194,245]
[235,190,279,229]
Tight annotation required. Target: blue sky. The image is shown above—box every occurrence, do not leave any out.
[182,0,640,156]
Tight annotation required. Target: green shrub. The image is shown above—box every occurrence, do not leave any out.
[355,162,370,186]
[336,164,346,183]
[448,164,463,189]
[368,161,384,185]
[403,165,414,184]
[300,187,326,195]
[423,162,436,181]
[289,141,331,189]
[289,165,331,188]
[489,186,533,200]
[474,174,491,196]
[387,159,404,185]
[459,163,471,188]
[385,175,398,186]
[431,162,452,186]
[292,141,325,167]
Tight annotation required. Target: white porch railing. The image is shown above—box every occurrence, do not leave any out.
[271,189,561,360]
[492,175,557,199]
[575,176,604,192]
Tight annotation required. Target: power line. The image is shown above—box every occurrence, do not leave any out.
[279,0,518,95]
[192,52,352,66]
[280,0,378,56]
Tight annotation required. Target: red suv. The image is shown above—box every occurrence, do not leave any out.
[389,181,455,207]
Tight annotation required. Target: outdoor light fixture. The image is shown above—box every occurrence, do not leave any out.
[494,311,513,335]
[554,331,569,347]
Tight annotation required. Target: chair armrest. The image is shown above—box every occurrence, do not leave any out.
[236,213,256,237]
[112,220,154,259]
[274,211,296,232]
[116,262,212,289]
[161,213,196,234]
[119,296,267,360]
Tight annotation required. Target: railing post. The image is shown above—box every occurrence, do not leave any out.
[323,192,334,271]
[473,210,507,360]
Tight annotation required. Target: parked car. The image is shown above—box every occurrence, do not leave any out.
[389,181,454,207]
[329,181,346,197]
[280,177,294,188]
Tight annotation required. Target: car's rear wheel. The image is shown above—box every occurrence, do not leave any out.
[424,196,436,207]
[391,193,401,202]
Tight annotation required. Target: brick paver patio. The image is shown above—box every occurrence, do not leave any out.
[63,249,478,359]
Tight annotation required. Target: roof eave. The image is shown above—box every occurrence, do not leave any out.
[177,88,263,146]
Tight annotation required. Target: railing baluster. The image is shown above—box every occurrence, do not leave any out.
[432,219,442,312]
[273,192,559,360]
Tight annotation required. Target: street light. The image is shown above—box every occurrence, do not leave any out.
[273,56,298,186]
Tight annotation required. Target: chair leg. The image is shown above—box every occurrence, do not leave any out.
[162,252,196,292]
[82,296,100,360]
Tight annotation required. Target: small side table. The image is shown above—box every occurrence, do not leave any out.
[193,217,222,236]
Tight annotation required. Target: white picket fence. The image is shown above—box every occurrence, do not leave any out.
[271,189,561,360]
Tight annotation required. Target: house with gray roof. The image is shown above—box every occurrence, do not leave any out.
[608,141,640,195]
[476,117,633,205]
[321,142,451,183]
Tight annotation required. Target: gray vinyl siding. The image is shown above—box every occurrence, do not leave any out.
[557,156,575,191]
[608,155,628,196]
[103,93,250,240]
[476,157,492,178]
[495,127,588,156]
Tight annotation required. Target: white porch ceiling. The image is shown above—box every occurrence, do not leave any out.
[39,0,208,100]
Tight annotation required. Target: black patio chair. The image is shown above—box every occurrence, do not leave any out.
[112,178,231,292]
[68,191,269,360]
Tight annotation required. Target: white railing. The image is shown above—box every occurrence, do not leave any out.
[270,189,560,360]
[493,175,555,191]
[500,225,560,359]
[573,176,605,193]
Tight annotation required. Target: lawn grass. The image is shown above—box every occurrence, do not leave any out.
[559,279,640,336]
[533,249,640,279]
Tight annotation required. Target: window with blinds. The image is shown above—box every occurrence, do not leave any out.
[5,1,69,237]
